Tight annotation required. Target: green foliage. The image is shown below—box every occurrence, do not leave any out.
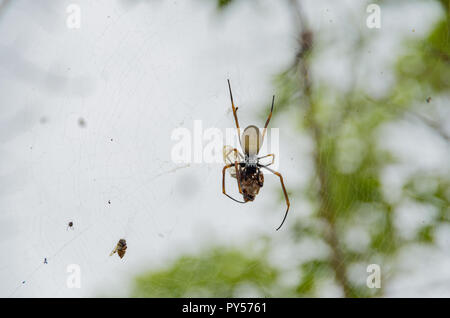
[271,5,450,297]
[396,18,450,95]
[296,260,330,295]
[369,205,397,254]
[404,173,450,244]
[417,225,434,243]
[132,247,279,297]
[217,0,234,11]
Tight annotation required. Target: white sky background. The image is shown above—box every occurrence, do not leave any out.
[0,0,448,297]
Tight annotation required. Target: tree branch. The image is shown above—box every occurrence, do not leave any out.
[288,0,352,297]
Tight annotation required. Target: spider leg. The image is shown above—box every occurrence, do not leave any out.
[223,147,244,182]
[259,165,290,230]
[224,147,244,163]
[258,153,275,167]
[223,163,246,203]
[227,80,242,147]
[261,95,275,143]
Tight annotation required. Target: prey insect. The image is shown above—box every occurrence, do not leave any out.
[110,239,127,259]
[222,79,290,230]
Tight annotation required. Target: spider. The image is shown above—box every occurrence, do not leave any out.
[222,79,290,231]
[67,221,74,230]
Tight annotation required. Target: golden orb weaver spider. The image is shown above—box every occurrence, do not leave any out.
[222,80,290,231]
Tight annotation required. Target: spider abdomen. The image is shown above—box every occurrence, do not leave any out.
[241,125,261,156]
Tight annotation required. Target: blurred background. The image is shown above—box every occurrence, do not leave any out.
[0,0,449,297]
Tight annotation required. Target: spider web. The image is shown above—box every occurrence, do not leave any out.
[1,0,449,298]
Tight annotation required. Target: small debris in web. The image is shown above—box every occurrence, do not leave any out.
[78,118,86,128]
[44,258,48,264]
[108,200,111,205]
[22,281,25,284]
[426,97,432,103]
[67,221,74,230]
[110,239,127,259]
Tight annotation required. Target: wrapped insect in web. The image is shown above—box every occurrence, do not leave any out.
[222,80,290,231]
